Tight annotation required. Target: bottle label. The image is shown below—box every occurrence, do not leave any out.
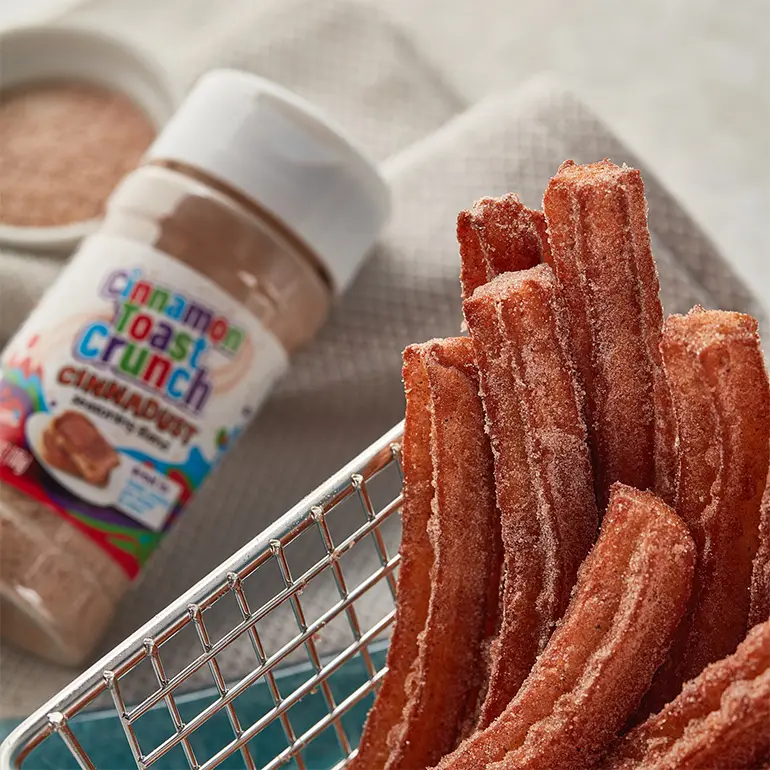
[0,234,288,578]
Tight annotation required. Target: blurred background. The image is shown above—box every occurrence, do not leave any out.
[2,0,768,301]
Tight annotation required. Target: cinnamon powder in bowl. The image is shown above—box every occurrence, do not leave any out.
[0,81,156,228]
[0,25,178,252]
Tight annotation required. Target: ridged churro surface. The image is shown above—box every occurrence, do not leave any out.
[351,348,435,770]
[463,265,598,729]
[543,160,677,510]
[434,484,695,770]
[386,338,499,770]
[638,308,770,716]
[602,619,770,770]
[457,194,548,301]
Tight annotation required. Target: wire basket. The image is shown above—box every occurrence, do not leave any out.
[0,422,405,770]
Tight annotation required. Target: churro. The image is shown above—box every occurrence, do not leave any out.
[543,160,677,509]
[386,337,499,770]
[352,348,435,770]
[462,265,598,729]
[457,194,549,301]
[750,466,770,628]
[601,619,770,770]
[434,484,695,770]
[638,309,770,716]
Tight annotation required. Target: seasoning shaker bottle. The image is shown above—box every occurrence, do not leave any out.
[0,70,390,665]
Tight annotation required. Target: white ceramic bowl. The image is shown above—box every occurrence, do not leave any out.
[0,24,180,253]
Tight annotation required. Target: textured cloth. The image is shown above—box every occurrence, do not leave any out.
[0,0,766,717]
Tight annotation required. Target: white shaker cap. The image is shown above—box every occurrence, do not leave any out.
[145,69,390,293]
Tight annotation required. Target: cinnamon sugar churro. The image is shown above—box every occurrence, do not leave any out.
[638,309,770,717]
[385,338,499,770]
[351,349,435,770]
[434,484,695,770]
[462,265,598,729]
[543,160,677,509]
[457,194,549,301]
[601,619,770,770]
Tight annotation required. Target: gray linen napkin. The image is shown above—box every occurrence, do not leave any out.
[1,0,766,717]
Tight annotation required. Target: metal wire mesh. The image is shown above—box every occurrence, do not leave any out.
[0,422,405,770]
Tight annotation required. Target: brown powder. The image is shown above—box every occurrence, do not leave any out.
[0,81,155,227]
[0,485,129,665]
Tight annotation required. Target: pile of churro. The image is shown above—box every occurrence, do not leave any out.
[353,160,770,770]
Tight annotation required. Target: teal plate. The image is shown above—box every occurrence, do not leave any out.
[0,646,387,770]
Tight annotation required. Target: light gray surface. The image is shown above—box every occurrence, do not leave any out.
[2,0,767,308]
[378,0,770,309]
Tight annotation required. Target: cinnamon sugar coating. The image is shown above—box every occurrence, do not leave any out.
[385,338,499,769]
[351,348,435,770]
[543,159,677,510]
[433,484,695,770]
[638,308,770,717]
[457,194,548,301]
[601,619,770,770]
[462,265,598,729]
[750,466,770,628]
